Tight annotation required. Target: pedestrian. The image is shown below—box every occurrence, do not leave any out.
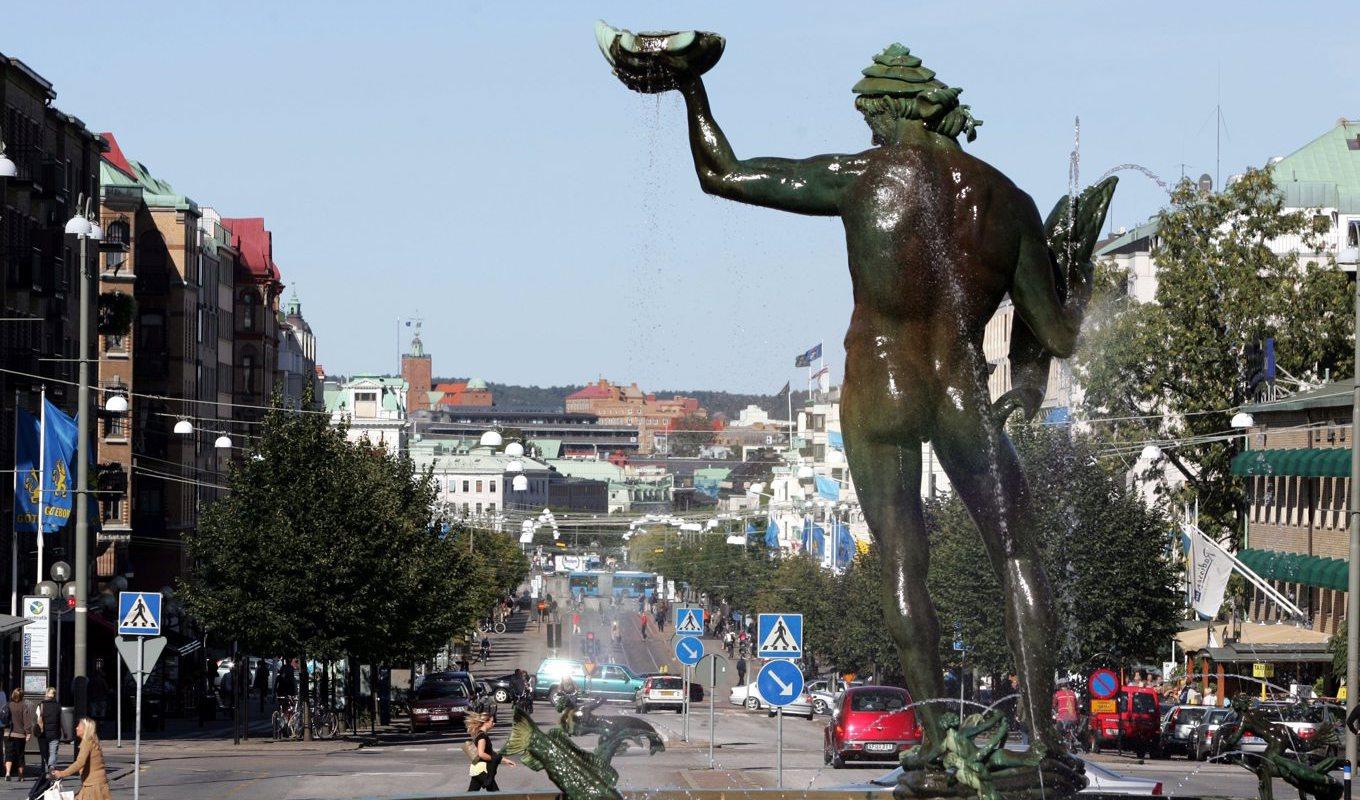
[735,657,748,686]
[639,612,648,640]
[465,711,515,791]
[571,611,581,635]
[88,660,109,722]
[49,717,111,800]
[36,688,60,773]
[254,659,270,713]
[4,688,33,781]
[276,659,297,702]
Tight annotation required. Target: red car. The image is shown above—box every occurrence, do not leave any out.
[1092,685,1162,758]
[824,685,921,768]
[410,678,474,733]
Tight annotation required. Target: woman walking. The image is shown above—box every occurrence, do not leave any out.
[49,718,111,800]
[466,711,514,792]
[4,688,33,781]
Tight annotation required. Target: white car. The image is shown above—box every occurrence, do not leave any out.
[728,680,814,719]
[806,678,864,716]
[843,760,1162,795]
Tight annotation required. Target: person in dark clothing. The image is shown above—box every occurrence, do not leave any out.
[36,688,60,773]
[253,661,270,713]
[276,661,297,701]
[735,657,748,686]
[466,711,515,791]
[88,661,109,722]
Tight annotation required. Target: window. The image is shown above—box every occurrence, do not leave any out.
[241,292,258,331]
[488,502,496,513]
[476,480,483,493]
[103,414,127,440]
[462,480,469,493]
[489,480,497,493]
[104,251,126,273]
[104,334,127,354]
[242,352,256,394]
[475,502,482,514]
[462,503,469,514]
[354,391,377,418]
[196,306,205,343]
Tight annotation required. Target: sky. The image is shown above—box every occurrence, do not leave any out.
[8,1,1359,393]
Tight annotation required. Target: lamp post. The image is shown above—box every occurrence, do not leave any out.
[66,194,101,718]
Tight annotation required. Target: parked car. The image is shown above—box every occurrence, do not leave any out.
[409,678,473,733]
[824,686,920,768]
[1091,685,1162,758]
[640,672,704,703]
[728,681,814,719]
[418,670,478,700]
[1211,702,1341,762]
[807,677,864,716]
[636,675,687,713]
[485,672,535,704]
[843,759,1162,795]
[1160,704,1213,759]
[1188,708,1233,761]
[533,658,644,703]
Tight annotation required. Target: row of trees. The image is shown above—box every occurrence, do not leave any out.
[179,394,527,732]
[633,425,1180,678]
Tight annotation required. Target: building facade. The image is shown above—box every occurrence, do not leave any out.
[221,217,282,423]
[277,291,319,409]
[401,325,432,414]
[565,379,705,453]
[326,374,409,456]
[413,406,641,458]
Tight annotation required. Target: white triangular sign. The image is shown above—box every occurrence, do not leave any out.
[760,617,799,653]
[677,610,703,633]
[121,596,157,632]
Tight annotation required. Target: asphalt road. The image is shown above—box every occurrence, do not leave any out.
[78,575,1295,799]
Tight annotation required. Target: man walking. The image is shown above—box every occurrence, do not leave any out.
[36,688,59,773]
[735,657,748,687]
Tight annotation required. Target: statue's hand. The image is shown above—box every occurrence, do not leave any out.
[596,22,725,94]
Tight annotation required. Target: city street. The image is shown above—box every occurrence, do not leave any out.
[63,577,1291,800]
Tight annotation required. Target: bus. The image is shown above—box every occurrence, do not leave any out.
[569,570,602,598]
[612,571,656,600]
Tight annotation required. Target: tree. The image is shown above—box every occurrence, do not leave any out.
[823,546,901,678]
[924,424,1182,675]
[665,413,715,458]
[1076,168,1353,539]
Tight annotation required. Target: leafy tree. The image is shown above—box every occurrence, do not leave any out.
[665,413,716,458]
[751,554,837,668]
[1076,167,1353,539]
[823,546,901,678]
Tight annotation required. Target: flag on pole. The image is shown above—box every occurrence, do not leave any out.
[775,381,791,397]
[812,365,830,392]
[802,519,826,559]
[765,518,780,549]
[834,521,855,564]
[794,343,822,368]
[14,399,79,533]
[815,475,840,501]
[1185,525,1233,618]
[827,430,844,450]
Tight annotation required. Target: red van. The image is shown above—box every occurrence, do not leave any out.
[824,686,922,768]
[1092,685,1162,758]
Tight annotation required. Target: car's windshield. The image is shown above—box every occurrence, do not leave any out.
[1130,693,1157,714]
[850,690,906,712]
[651,677,684,689]
[1177,707,1208,724]
[416,681,469,700]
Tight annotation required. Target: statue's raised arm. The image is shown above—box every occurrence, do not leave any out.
[596,22,863,216]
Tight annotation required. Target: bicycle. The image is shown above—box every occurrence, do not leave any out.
[272,697,339,741]
[478,618,507,635]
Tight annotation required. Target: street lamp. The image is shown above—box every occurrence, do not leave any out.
[1230,412,1254,429]
[36,561,77,706]
[1140,444,1163,461]
[214,435,233,450]
[480,430,503,447]
[0,136,15,178]
[104,394,129,414]
[173,419,194,435]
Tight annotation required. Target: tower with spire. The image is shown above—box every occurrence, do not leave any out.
[401,320,432,413]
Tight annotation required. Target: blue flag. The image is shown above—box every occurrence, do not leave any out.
[802,519,826,558]
[745,522,759,542]
[14,399,79,533]
[815,475,840,501]
[794,343,823,368]
[827,430,844,451]
[765,518,780,549]
[834,521,855,564]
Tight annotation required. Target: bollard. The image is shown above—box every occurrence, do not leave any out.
[1344,760,1352,800]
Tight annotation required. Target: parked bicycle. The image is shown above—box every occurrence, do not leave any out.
[271,696,339,741]
[477,618,507,635]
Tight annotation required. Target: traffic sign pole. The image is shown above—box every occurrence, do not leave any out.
[134,636,143,800]
[683,664,690,743]
[777,705,784,788]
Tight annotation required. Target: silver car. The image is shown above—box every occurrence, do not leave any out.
[806,677,864,716]
[728,680,815,719]
[845,759,1162,795]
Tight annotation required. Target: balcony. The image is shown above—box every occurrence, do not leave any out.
[101,184,143,211]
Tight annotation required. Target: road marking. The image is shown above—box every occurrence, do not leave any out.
[401,747,428,751]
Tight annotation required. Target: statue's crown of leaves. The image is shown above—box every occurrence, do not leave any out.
[852,43,947,97]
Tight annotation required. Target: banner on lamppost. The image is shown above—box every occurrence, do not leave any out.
[1186,527,1233,618]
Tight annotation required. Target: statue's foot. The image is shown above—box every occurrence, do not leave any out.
[594,21,725,93]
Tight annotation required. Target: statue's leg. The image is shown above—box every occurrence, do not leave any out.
[843,433,945,745]
[931,405,1059,752]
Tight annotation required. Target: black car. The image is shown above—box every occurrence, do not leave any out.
[485,673,536,704]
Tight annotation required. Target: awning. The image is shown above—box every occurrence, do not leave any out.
[0,615,32,637]
[1230,448,1350,478]
[1238,547,1349,592]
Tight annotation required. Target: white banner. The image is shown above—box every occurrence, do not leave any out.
[22,596,50,669]
[1186,527,1233,618]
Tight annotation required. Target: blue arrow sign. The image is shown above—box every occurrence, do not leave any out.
[756,660,804,708]
[675,636,703,666]
[118,592,162,636]
[757,613,803,659]
[675,607,705,637]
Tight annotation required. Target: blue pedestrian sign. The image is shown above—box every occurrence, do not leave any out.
[757,613,802,659]
[118,592,162,636]
[675,636,703,666]
[675,607,705,637]
[757,660,805,708]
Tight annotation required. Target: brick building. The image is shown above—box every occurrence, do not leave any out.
[401,325,432,413]
[1231,379,1357,633]
[565,379,705,454]
[221,217,282,422]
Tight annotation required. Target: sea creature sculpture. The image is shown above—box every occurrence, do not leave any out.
[556,695,665,763]
[1219,694,1342,800]
[503,709,623,800]
[898,711,1085,800]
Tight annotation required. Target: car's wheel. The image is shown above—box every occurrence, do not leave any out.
[675,707,684,714]
[831,752,845,769]
[547,687,560,705]
[494,689,510,703]
[805,712,814,721]
[813,699,829,716]
[745,697,760,711]
[824,749,832,765]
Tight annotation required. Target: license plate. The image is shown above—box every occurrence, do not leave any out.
[660,691,681,698]
[865,743,896,753]
[1244,736,1263,745]
[430,714,449,721]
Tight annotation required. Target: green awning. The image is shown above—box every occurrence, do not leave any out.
[1238,547,1349,592]
[1230,448,1351,478]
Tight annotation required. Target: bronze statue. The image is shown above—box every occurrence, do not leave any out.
[1219,695,1343,800]
[555,694,665,763]
[598,24,1115,794]
[900,712,1085,800]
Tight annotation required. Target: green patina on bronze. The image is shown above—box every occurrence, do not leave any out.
[556,695,665,763]
[1218,695,1343,800]
[597,22,1116,800]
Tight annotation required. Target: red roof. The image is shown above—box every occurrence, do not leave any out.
[99,132,137,180]
[221,217,281,282]
[434,382,468,394]
[567,384,615,400]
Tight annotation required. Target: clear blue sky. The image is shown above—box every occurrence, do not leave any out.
[9,1,1358,393]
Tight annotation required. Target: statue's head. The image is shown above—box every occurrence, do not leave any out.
[853,44,981,146]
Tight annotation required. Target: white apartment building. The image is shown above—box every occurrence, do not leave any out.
[325,374,409,456]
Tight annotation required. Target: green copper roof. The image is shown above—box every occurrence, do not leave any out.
[530,439,562,459]
[324,388,345,413]
[1272,119,1360,213]
[100,158,197,213]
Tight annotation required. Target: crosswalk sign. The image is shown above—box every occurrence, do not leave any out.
[675,607,705,637]
[757,613,803,659]
[118,592,162,636]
